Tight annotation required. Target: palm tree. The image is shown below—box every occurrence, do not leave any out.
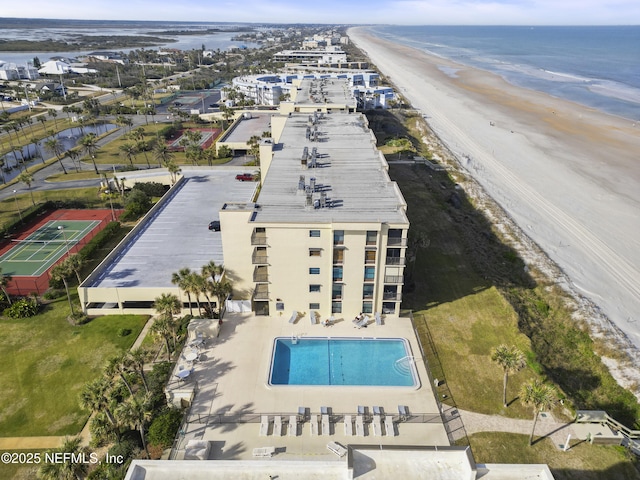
[105,353,134,396]
[164,159,181,185]
[150,316,173,360]
[115,395,152,459]
[491,344,526,407]
[37,436,90,480]
[153,142,173,168]
[0,267,12,305]
[16,171,36,206]
[79,377,117,426]
[153,292,182,319]
[44,137,67,174]
[136,140,151,168]
[50,260,75,314]
[210,280,232,318]
[47,108,58,130]
[128,348,150,394]
[172,267,194,316]
[119,142,137,167]
[79,133,100,174]
[66,148,81,173]
[520,379,556,446]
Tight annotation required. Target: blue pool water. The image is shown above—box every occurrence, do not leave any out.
[269,337,418,387]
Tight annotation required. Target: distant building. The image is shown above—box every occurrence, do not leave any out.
[274,47,348,65]
[0,62,39,80]
[38,60,98,75]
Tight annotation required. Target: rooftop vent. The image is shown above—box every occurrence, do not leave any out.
[298,175,305,190]
[320,192,327,208]
[310,177,316,192]
[306,193,313,207]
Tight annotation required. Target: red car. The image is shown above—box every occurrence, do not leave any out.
[235,173,254,181]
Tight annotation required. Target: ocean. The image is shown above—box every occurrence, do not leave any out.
[370,25,640,121]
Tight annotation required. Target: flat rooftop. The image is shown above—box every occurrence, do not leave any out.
[88,169,256,289]
[294,77,355,105]
[222,113,272,144]
[254,112,408,225]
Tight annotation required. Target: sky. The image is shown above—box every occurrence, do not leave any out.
[2,0,640,25]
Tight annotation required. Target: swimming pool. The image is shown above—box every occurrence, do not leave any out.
[268,337,419,387]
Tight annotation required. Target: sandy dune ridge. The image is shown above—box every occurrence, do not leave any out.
[347,27,640,394]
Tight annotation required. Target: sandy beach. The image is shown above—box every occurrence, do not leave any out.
[348,27,640,384]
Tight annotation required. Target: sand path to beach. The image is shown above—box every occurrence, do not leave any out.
[348,27,640,380]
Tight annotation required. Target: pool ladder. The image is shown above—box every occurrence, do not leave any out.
[291,335,298,345]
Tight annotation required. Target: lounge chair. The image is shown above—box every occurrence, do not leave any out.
[327,441,348,457]
[309,414,319,436]
[322,414,330,435]
[398,405,409,421]
[373,406,383,416]
[375,311,382,325]
[357,405,367,418]
[385,416,396,436]
[288,415,298,436]
[372,414,383,436]
[289,310,298,323]
[259,415,270,436]
[355,415,365,436]
[353,316,368,328]
[274,415,283,436]
[298,406,307,421]
[252,447,275,457]
[309,311,316,324]
[344,415,354,436]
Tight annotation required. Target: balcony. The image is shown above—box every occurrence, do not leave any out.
[385,257,406,266]
[253,266,269,283]
[383,291,402,301]
[252,284,269,301]
[251,230,267,245]
[384,275,404,284]
[387,237,408,247]
[252,251,268,264]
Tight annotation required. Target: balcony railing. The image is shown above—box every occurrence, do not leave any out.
[385,257,406,266]
[252,284,269,300]
[252,253,268,264]
[384,275,404,284]
[253,267,269,283]
[383,292,402,301]
[387,237,408,247]
[251,231,268,245]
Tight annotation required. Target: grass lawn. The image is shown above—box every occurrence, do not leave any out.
[0,298,147,436]
[467,432,640,480]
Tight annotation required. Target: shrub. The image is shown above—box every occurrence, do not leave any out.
[148,408,183,448]
[119,190,152,222]
[3,297,39,318]
[118,328,132,337]
[78,222,121,262]
[132,181,170,197]
[43,288,64,300]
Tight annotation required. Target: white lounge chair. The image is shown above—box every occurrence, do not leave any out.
[372,414,383,436]
[288,415,298,436]
[355,415,365,436]
[259,415,270,436]
[398,405,409,421]
[344,415,353,436]
[289,310,298,323]
[309,311,316,324]
[252,447,275,457]
[274,415,283,436]
[327,441,348,457]
[310,414,319,436]
[385,416,396,436]
[375,311,382,325]
[353,316,368,328]
[373,406,382,416]
[322,414,330,435]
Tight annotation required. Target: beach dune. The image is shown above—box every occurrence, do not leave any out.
[348,28,640,361]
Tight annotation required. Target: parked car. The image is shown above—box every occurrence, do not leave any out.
[235,173,254,181]
[208,221,221,231]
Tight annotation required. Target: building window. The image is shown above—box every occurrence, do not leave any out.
[332,301,342,314]
[365,250,376,264]
[364,266,375,281]
[363,284,374,299]
[309,267,320,275]
[309,303,320,310]
[332,284,342,300]
[366,230,377,245]
[332,266,343,282]
[362,301,373,314]
[309,284,321,293]
[333,250,344,264]
[309,248,321,257]
[309,230,321,237]
[276,302,285,311]
[382,302,396,315]
[333,230,344,245]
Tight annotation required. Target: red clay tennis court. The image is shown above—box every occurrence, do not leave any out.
[0,209,114,296]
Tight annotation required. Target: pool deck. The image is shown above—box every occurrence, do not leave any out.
[168,313,450,460]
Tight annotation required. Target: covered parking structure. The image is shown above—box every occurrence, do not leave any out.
[78,168,257,315]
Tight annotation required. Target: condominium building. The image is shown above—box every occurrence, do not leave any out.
[220,77,409,320]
